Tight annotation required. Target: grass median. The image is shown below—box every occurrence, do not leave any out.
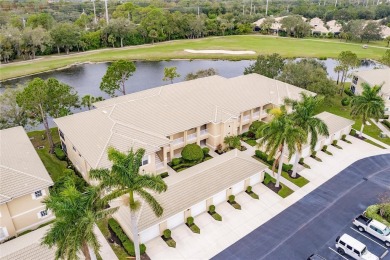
[1,35,388,81]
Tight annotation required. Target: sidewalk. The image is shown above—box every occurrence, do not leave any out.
[94,225,118,260]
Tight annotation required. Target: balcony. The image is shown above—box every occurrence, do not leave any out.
[172,137,184,146]
[187,133,197,141]
[200,129,208,136]
[242,115,250,122]
[253,112,260,118]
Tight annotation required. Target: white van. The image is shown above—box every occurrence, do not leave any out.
[335,234,379,260]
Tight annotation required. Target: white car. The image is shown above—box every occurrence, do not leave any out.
[335,234,379,260]
[353,214,390,247]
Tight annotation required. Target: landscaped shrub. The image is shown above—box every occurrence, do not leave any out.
[341,97,350,106]
[246,186,252,192]
[228,195,235,203]
[263,173,273,185]
[172,161,197,170]
[282,164,293,172]
[163,229,171,239]
[159,172,169,178]
[187,217,194,226]
[249,121,264,133]
[171,158,181,166]
[332,140,338,145]
[311,151,317,157]
[322,145,328,151]
[350,129,356,136]
[344,88,354,96]
[341,134,347,140]
[202,147,210,156]
[54,147,66,161]
[382,120,390,129]
[256,150,291,172]
[299,158,304,164]
[181,144,204,162]
[209,205,215,213]
[108,218,146,256]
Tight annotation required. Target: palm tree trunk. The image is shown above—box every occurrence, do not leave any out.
[81,241,92,260]
[359,124,365,138]
[276,144,285,188]
[291,152,300,178]
[129,191,141,260]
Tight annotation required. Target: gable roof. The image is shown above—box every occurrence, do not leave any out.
[353,69,390,96]
[0,127,53,204]
[315,112,354,135]
[113,150,267,233]
[55,74,313,170]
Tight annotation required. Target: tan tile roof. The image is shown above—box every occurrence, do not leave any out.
[55,74,312,169]
[0,226,54,260]
[0,127,53,204]
[353,69,390,96]
[114,150,267,233]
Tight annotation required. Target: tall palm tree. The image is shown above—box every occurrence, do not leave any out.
[351,83,385,138]
[285,93,329,177]
[89,147,167,260]
[256,106,307,187]
[42,179,117,260]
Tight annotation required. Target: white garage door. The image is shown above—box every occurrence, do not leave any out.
[191,201,206,217]
[232,181,245,195]
[334,131,341,140]
[213,190,227,205]
[324,137,332,145]
[250,173,261,186]
[139,225,160,243]
[301,147,310,158]
[167,212,184,229]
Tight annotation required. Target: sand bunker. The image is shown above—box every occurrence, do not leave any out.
[184,49,256,55]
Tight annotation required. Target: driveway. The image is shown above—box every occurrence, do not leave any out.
[213,153,390,260]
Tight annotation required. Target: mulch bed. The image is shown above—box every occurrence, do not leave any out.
[286,170,302,179]
[263,181,282,193]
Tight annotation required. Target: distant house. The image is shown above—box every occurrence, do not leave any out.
[0,127,54,242]
[310,17,329,35]
[351,69,390,115]
[326,20,342,35]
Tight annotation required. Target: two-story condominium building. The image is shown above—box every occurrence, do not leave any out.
[0,127,54,242]
[54,73,313,181]
[351,68,390,115]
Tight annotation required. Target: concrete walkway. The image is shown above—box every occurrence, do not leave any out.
[94,225,118,260]
[372,119,390,137]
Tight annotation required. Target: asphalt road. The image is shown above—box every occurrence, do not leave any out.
[213,154,390,260]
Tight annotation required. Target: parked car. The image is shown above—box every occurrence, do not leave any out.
[307,253,326,260]
[353,213,390,247]
[335,234,379,260]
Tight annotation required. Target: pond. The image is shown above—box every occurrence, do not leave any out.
[0,58,384,130]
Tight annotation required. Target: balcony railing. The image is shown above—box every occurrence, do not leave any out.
[200,129,208,135]
[187,133,197,141]
[243,115,250,121]
[253,112,260,118]
[172,137,184,146]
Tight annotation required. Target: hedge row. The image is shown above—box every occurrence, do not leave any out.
[255,150,293,172]
[54,147,66,161]
[108,218,146,256]
[383,120,390,130]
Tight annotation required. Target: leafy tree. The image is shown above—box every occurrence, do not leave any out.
[104,18,136,48]
[50,23,81,54]
[381,49,390,67]
[100,60,136,97]
[361,21,381,43]
[278,59,337,98]
[43,178,117,260]
[0,26,22,62]
[385,36,390,47]
[244,53,284,79]
[163,66,180,83]
[281,15,311,38]
[0,87,27,129]
[341,20,364,42]
[16,78,79,153]
[185,68,217,81]
[81,95,104,110]
[350,83,385,138]
[148,29,158,44]
[256,106,307,187]
[90,148,168,260]
[21,26,51,59]
[337,51,359,91]
[182,143,204,162]
[26,13,54,30]
[223,135,241,150]
[284,93,329,177]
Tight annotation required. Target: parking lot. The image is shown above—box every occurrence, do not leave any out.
[213,154,390,260]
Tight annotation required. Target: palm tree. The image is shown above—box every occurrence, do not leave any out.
[285,93,329,177]
[334,65,343,85]
[81,95,104,110]
[42,179,117,260]
[351,83,385,138]
[89,147,167,260]
[256,106,307,187]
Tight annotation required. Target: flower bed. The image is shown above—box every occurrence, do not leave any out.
[263,173,294,198]
[245,186,259,199]
[208,205,222,221]
[281,171,309,188]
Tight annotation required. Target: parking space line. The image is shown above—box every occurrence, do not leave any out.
[380,250,388,259]
[349,227,388,249]
[328,247,348,260]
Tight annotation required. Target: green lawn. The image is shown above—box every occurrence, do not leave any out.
[314,93,390,146]
[281,171,309,188]
[96,219,130,260]
[264,173,294,198]
[27,128,68,181]
[1,35,388,81]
